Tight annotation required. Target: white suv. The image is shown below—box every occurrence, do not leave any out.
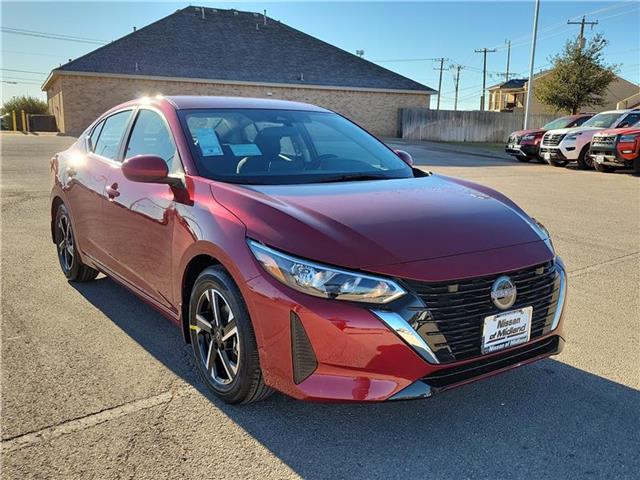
[539,109,640,169]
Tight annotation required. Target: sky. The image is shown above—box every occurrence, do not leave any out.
[1,0,639,111]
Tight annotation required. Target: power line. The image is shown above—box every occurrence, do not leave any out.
[0,27,108,45]
[1,68,47,75]
[1,49,68,58]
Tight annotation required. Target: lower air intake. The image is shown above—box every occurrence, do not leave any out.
[290,311,317,384]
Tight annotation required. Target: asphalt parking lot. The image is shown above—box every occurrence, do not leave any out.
[2,133,639,479]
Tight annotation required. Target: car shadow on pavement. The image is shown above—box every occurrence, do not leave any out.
[72,277,640,479]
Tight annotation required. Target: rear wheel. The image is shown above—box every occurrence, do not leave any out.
[577,144,593,170]
[188,266,273,404]
[54,204,99,282]
[594,162,614,173]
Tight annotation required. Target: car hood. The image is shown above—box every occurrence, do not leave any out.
[563,126,605,135]
[211,175,546,269]
[596,127,640,136]
[511,128,545,137]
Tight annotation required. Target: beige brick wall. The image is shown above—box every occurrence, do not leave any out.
[46,74,431,137]
[46,77,65,132]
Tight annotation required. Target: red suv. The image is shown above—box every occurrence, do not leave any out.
[505,114,593,162]
[50,96,567,404]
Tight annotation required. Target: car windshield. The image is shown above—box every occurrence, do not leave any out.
[581,112,621,128]
[543,116,577,130]
[179,109,413,184]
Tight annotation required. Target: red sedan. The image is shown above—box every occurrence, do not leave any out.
[50,96,567,403]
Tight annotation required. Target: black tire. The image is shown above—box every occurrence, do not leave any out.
[633,157,640,177]
[576,144,593,170]
[188,266,273,404]
[594,162,614,173]
[54,204,99,282]
[547,157,568,167]
[516,156,532,163]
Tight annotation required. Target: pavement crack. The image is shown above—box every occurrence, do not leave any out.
[568,252,640,278]
[1,388,188,453]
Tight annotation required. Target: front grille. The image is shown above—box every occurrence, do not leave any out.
[542,133,565,146]
[592,135,616,147]
[402,261,561,363]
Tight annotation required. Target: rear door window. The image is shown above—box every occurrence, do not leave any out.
[93,110,133,161]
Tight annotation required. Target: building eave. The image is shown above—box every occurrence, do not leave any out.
[42,69,435,96]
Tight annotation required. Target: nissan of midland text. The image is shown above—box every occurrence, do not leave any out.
[50,96,567,404]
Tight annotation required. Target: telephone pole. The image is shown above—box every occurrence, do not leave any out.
[452,65,463,111]
[567,15,598,48]
[505,40,511,81]
[475,48,497,110]
[434,57,448,110]
[524,0,540,129]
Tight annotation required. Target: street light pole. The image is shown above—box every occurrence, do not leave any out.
[523,0,540,130]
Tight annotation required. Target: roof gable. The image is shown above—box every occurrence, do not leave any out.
[55,6,435,93]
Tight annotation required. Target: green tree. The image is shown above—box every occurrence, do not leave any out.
[535,34,617,114]
[0,95,48,115]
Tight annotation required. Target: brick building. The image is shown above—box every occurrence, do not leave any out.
[42,6,435,136]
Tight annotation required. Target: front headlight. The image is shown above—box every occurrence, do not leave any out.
[522,134,535,141]
[248,240,406,304]
[619,134,638,143]
[531,218,554,254]
[565,133,579,141]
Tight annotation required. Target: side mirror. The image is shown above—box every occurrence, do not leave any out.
[394,149,414,166]
[122,155,170,184]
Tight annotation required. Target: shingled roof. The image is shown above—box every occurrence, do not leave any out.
[48,6,435,93]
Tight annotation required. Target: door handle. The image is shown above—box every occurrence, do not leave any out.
[106,183,120,199]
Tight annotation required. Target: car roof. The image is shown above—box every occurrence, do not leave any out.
[162,95,331,112]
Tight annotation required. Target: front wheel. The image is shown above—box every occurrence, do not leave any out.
[577,145,593,170]
[54,204,99,282]
[188,266,273,404]
[516,156,532,163]
[633,157,640,176]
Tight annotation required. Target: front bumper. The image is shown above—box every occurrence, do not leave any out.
[590,144,633,167]
[539,147,568,161]
[391,335,564,400]
[242,253,567,402]
[505,143,538,157]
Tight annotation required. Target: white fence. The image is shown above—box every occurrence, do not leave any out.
[399,109,557,142]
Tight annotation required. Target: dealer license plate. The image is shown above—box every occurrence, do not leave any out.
[543,152,551,160]
[596,154,605,164]
[482,307,533,354]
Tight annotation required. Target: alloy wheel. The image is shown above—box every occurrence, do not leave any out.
[56,214,74,273]
[192,288,240,387]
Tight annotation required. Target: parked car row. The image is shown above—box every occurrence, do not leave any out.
[506,109,640,175]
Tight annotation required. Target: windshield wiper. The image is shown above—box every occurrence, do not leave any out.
[312,173,394,183]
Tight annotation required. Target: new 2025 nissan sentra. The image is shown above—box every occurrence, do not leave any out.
[50,96,567,404]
